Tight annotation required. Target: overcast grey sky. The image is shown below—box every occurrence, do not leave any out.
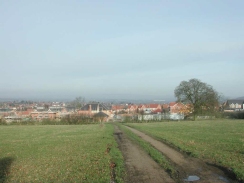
[1,0,243,101]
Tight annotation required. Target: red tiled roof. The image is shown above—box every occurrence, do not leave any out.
[152,108,162,113]
[127,105,138,109]
[169,102,177,107]
[147,104,160,108]
[112,105,125,110]
[16,111,32,116]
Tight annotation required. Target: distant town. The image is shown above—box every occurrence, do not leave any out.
[0,97,243,123]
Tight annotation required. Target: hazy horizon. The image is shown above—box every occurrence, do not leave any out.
[1,0,243,101]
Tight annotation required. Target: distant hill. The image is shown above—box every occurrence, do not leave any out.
[0,98,17,102]
[235,96,244,100]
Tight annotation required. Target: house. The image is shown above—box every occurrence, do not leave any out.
[0,108,13,118]
[112,105,127,113]
[16,108,33,118]
[49,106,64,112]
[162,102,192,116]
[56,111,72,119]
[30,109,57,120]
[224,100,244,112]
[78,102,111,116]
[126,105,138,113]
[35,106,45,111]
[162,104,170,113]
[151,108,162,114]
[169,102,190,114]
[145,104,162,113]
[137,104,146,112]
[5,115,23,122]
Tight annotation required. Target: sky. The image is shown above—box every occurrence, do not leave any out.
[0,0,244,102]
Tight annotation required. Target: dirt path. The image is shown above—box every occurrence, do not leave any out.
[125,125,239,183]
[113,125,175,183]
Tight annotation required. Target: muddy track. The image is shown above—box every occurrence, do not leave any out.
[114,125,175,183]
[123,125,239,183]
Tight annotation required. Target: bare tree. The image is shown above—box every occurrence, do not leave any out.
[71,97,85,110]
[174,78,219,120]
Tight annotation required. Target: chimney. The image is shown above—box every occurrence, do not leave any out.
[89,105,91,112]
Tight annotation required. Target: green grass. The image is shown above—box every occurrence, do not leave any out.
[117,123,177,179]
[125,119,244,181]
[0,124,124,183]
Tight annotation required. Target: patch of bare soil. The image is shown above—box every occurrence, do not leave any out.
[125,126,239,183]
[114,125,175,183]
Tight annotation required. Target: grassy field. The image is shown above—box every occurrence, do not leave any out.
[0,124,124,183]
[125,119,244,181]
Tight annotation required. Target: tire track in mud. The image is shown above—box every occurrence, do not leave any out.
[114,125,175,183]
[125,125,239,183]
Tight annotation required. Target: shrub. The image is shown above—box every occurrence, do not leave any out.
[225,111,244,119]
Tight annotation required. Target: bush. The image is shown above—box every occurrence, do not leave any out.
[0,114,107,125]
[0,118,7,125]
[225,111,244,119]
[60,114,96,125]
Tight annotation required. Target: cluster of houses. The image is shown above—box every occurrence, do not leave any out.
[0,99,243,123]
[78,102,192,121]
[222,99,244,112]
[0,101,68,122]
